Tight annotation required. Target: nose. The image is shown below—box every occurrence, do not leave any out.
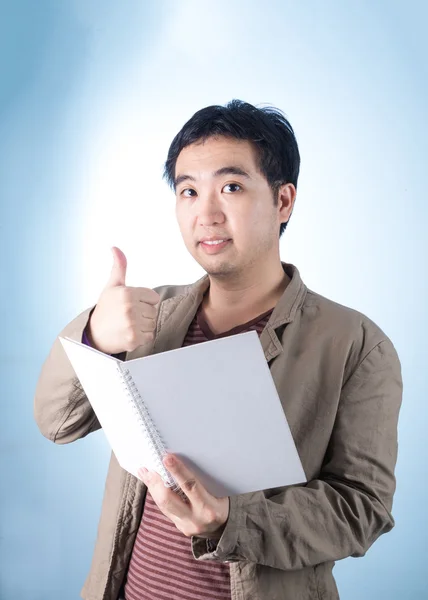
[196,190,225,227]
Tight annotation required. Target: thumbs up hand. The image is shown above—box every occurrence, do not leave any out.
[86,247,161,355]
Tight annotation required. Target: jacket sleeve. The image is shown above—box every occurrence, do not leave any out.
[191,338,403,569]
[34,304,107,444]
[82,324,126,361]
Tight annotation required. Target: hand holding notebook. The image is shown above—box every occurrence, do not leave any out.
[59,330,306,498]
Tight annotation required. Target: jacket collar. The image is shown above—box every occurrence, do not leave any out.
[152,262,307,363]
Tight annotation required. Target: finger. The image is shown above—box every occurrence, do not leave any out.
[107,246,127,288]
[162,454,205,502]
[139,303,158,320]
[138,316,157,331]
[138,467,190,519]
[137,288,161,306]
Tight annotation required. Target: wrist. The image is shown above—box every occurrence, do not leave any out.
[208,522,226,541]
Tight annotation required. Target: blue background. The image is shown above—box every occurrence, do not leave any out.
[1,1,426,598]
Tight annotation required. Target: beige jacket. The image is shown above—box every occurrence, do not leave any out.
[34,262,403,600]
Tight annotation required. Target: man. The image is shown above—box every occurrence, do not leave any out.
[34,99,403,600]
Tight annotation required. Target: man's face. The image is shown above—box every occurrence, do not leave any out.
[174,135,291,278]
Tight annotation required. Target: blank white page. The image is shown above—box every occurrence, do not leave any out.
[59,337,156,477]
[126,330,306,497]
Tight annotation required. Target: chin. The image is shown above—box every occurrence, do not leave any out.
[188,242,238,276]
[202,260,237,277]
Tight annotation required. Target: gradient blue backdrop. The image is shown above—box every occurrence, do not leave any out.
[1,1,426,598]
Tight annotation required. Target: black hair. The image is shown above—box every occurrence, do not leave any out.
[162,99,300,238]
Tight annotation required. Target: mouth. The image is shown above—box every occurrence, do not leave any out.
[199,239,232,253]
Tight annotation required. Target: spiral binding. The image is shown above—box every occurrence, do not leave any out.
[116,364,188,502]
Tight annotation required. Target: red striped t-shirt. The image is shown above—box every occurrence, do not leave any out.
[123,300,274,600]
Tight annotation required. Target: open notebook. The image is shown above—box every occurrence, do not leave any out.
[59,331,306,498]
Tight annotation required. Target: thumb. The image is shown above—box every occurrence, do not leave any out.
[106,246,127,288]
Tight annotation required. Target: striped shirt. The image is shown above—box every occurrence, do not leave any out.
[124,299,274,600]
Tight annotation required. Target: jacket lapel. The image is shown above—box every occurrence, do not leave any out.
[150,262,307,364]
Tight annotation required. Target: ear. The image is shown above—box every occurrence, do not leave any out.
[277,183,296,225]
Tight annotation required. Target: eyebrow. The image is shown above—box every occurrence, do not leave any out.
[174,165,251,188]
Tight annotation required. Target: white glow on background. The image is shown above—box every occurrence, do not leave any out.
[78,112,183,301]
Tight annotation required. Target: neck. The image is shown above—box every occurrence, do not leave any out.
[202,258,290,316]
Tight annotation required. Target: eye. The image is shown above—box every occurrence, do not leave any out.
[223,183,242,193]
[180,188,197,197]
